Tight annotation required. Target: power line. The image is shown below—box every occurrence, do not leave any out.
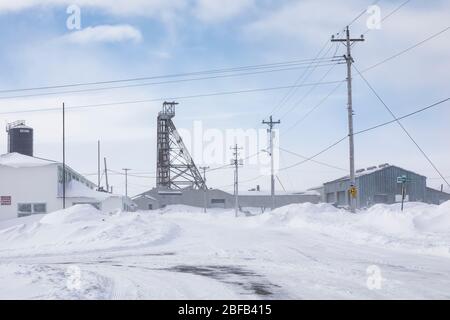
[279,147,347,171]
[0,80,343,115]
[278,96,450,172]
[272,0,388,133]
[282,22,449,136]
[0,62,342,101]
[0,57,338,94]
[281,81,345,135]
[346,0,382,28]
[215,175,264,190]
[267,41,339,118]
[362,26,450,73]
[205,151,261,173]
[362,0,412,37]
[353,64,450,188]
[354,97,450,135]
[279,62,343,120]
[278,136,348,172]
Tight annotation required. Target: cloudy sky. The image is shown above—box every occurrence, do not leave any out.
[0,0,449,196]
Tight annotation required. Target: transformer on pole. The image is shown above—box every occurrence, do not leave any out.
[156,101,206,190]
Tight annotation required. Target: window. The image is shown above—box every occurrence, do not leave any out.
[33,203,47,213]
[211,199,225,204]
[148,204,153,210]
[18,203,47,217]
[18,203,32,214]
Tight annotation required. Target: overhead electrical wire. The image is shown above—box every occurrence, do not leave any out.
[361,25,450,73]
[0,62,342,101]
[279,62,342,120]
[279,147,347,172]
[282,22,448,136]
[278,96,450,172]
[265,40,335,118]
[0,80,344,115]
[361,0,412,37]
[0,57,339,95]
[353,64,450,188]
[281,0,414,134]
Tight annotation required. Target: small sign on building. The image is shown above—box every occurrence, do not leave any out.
[0,196,12,206]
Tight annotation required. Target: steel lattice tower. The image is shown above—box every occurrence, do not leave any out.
[156,101,206,190]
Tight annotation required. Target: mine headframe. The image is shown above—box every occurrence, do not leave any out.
[156,101,206,190]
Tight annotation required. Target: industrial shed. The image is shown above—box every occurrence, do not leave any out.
[133,188,320,211]
[323,163,449,208]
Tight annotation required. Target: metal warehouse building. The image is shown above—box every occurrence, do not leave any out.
[323,163,450,208]
[133,188,320,211]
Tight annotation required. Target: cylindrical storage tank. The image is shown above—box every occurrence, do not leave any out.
[7,123,33,156]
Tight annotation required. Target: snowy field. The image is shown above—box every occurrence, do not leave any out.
[0,202,449,299]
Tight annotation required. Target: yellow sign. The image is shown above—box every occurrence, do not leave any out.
[349,186,357,198]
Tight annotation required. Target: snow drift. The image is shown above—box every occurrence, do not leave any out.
[266,201,450,256]
[0,205,179,256]
[0,201,448,258]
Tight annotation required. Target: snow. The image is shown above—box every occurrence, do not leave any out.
[65,180,111,200]
[0,152,56,168]
[0,202,449,299]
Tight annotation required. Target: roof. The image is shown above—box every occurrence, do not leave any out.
[238,190,312,196]
[64,180,111,200]
[0,152,57,168]
[426,186,450,195]
[324,164,427,185]
[0,152,96,189]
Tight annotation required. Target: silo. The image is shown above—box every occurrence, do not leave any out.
[6,120,33,156]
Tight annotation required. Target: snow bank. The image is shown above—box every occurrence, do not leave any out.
[0,205,179,256]
[0,201,449,258]
[267,201,450,256]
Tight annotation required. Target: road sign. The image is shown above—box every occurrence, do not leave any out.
[0,196,11,206]
[397,175,408,184]
[349,186,357,198]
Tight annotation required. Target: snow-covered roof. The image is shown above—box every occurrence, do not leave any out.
[64,180,109,200]
[64,180,127,200]
[325,164,426,184]
[239,190,308,196]
[0,152,57,168]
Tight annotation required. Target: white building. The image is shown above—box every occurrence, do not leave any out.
[0,152,135,221]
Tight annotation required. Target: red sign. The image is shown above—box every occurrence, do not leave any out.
[1,196,11,206]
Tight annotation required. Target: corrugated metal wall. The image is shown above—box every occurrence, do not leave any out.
[324,166,427,208]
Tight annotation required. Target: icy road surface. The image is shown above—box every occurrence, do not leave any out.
[0,202,449,299]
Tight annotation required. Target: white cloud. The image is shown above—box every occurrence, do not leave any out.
[194,0,254,22]
[0,0,186,17]
[62,24,142,44]
[244,0,362,45]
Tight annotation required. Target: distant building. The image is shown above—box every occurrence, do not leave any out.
[133,187,320,211]
[0,153,136,221]
[323,163,450,208]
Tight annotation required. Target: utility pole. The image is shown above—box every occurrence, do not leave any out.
[199,166,209,213]
[262,115,280,211]
[62,102,66,209]
[104,158,109,193]
[331,26,364,213]
[230,144,243,217]
[97,140,101,191]
[122,168,131,198]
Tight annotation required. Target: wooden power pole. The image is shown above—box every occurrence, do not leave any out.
[262,115,280,210]
[331,26,364,213]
